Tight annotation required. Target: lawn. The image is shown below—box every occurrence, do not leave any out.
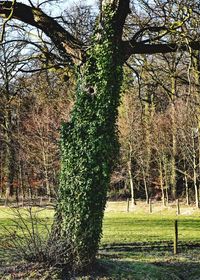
[102,201,200,244]
[0,201,200,279]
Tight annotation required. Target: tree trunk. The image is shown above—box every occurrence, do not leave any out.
[128,160,136,206]
[171,76,177,200]
[192,133,199,208]
[159,160,165,206]
[194,170,199,208]
[18,161,25,199]
[142,169,149,204]
[163,156,169,205]
[42,146,51,198]
[191,50,200,208]
[183,159,189,205]
[4,111,15,203]
[185,172,189,206]
[52,3,124,270]
[0,151,3,198]
[142,81,152,205]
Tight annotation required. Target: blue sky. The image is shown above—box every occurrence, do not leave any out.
[23,0,97,8]
[68,0,95,5]
[20,0,98,17]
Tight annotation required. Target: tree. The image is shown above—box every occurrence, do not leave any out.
[18,71,72,199]
[176,102,200,208]
[0,41,25,202]
[119,86,142,206]
[1,0,200,270]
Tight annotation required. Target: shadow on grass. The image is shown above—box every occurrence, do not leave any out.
[1,248,200,279]
[97,259,200,280]
[96,245,200,280]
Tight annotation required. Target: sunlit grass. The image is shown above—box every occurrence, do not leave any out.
[0,206,54,236]
[102,201,200,244]
[1,202,200,279]
[102,213,200,244]
[1,202,200,244]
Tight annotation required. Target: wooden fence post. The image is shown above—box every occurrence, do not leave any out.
[40,196,43,206]
[176,199,180,215]
[149,198,152,213]
[127,198,130,212]
[174,220,178,254]
[21,195,24,207]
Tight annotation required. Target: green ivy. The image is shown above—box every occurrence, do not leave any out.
[54,3,123,270]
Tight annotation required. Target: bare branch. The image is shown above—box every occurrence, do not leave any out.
[122,41,200,61]
[0,0,16,42]
[0,1,85,63]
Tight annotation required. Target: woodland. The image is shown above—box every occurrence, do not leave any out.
[0,0,200,274]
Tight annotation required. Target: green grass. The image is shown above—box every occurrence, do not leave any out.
[102,212,200,244]
[99,201,200,279]
[102,201,200,243]
[0,206,54,237]
[1,202,200,279]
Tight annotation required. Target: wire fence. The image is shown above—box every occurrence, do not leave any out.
[101,200,200,254]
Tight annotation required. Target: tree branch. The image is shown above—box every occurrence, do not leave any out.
[122,41,200,60]
[0,1,85,63]
[1,1,200,65]
[112,0,131,40]
[100,0,130,41]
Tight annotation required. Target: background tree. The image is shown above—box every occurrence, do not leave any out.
[0,41,26,203]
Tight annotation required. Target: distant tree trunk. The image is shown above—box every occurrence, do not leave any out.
[18,161,25,199]
[42,146,51,198]
[192,132,199,208]
[193,169,199,208]
[159,160,165,206]
[142,169,149,204]
[128,159,136,206]
[185,173,189,206]
[0,151,3,198]
[163,156,169,205]
[43,108,52,199]
[171,75,177,200]
[141,110,151,205]
[183,159,189,205]
[141,75,154,205]
[192,50,200,208]
[4,111,15,203]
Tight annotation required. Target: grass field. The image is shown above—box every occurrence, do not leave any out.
[103,201,200,244]
[0,201,200,279]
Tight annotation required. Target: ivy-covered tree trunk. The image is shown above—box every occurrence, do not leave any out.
[53,3,124,269]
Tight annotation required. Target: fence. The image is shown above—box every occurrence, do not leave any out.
[101,200,200,255]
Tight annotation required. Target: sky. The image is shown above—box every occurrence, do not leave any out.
[35,0,97,16]
[68,0,95,5]
[22,0,97,8]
